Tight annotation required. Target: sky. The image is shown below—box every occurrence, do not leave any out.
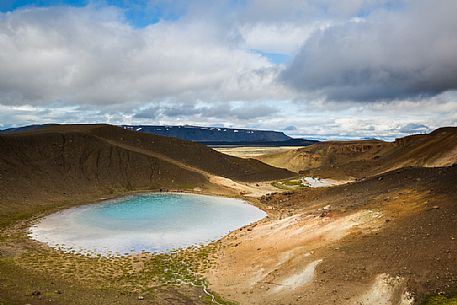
[1,0,457,140]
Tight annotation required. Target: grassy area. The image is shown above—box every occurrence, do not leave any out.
[0,184,243,304]
[0,224,235,305]
[424,296,457,305]
[272,177,308,190]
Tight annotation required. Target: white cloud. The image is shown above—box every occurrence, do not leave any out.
[0,5,288,108]
[239,22,329,54]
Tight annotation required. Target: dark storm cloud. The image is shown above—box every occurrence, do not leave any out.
[282,0,457,101]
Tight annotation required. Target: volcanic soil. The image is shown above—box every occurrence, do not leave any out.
[207,166,457,305]
[1,124,457,305]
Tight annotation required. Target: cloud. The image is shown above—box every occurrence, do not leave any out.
[0,1,457,139]
[203,104,278,120]
[0,5,287,108]
[399,123,430,134]
[239,22,329,55]
[132,103,278,121]
[235,0,395,23]
[133,105,160,119]
[282,0,457,101]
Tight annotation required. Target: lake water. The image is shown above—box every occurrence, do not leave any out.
[29,193,266,255]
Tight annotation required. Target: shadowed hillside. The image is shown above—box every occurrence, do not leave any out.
[257,127,457,179]
[0,124,293,225]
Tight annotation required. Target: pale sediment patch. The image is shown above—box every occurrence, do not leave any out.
[250,247,309,286]
[214,146,301,159]
[271,259,323,293]
[302,176,347,188]
[207,208,385,304]
[350,273,414,305]
[208,175,279,197]
[249,268,267,286]
[255,209,383,244]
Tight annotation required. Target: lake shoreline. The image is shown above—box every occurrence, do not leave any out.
[28,192,266,256]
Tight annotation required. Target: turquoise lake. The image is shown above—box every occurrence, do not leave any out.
[29,193,266,255]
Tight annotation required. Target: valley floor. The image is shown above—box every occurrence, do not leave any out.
[213,146,303,159]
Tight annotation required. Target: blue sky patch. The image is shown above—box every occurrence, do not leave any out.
[252,50,291,65]
[0,0,178,28]
[0,0,87,11]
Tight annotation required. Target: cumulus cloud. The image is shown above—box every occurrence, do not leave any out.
[132,105,161,119]
[282,0,457,101]
[399,123,430,134]
[0,5,287,107]
[235,0,396,23]
[239,22,329,55]
[133,103,278,121]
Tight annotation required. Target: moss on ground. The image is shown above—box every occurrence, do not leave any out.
[272,177,308,190]
[424,296,457,305]
[0,224,234,305]
[17,245,217,295]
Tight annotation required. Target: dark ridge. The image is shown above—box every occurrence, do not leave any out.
[0,123,58,134]
[121,125,292,142]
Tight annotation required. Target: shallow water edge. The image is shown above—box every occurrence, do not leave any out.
[28,192,267,256]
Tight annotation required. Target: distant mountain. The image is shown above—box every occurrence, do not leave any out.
[2,124,292,143]
[1,124,319,146]
[1,124,57,134]
[121,125,292,143]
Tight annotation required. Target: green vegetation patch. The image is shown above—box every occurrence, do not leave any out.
[272,177,308,190]
[17,244,217,293]
[424,296,457,305]
[0,225,235,305]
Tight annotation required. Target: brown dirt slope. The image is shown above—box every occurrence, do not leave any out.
[0,124,293,225]
[209,165,457,304]
[88,124,293,181]
[269,165,457,303]
[257,127,457,179]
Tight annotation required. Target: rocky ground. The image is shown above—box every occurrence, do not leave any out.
[1,125,457,305]
[206,166,457,305]
[256,127,457,180]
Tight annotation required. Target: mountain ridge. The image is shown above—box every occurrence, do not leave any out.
[1,124,294,143]
[121,125,291,142]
